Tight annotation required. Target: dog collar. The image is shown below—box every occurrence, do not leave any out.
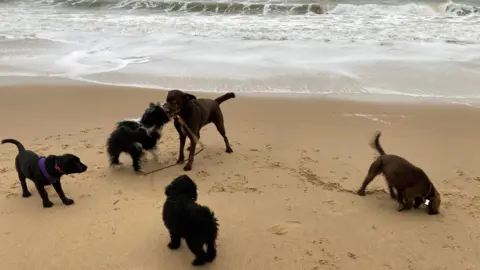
[38,157,60,184]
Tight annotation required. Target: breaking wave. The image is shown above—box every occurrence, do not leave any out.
[22,0,480,16]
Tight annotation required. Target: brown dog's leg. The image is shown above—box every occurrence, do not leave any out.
[413,197,423,208]
[212,112,233,153]
[183,133,198,171]
[357,159,381,196]
[396,189,406,211]
[427,201,439,215]
[186,134,198,152]
[387,183,397,199]
[396,189,404,205]
[176,133,187,164]
[398,189,414,212]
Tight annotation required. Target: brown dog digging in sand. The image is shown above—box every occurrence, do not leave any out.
[357,131,441,215]
[163,89,235,171]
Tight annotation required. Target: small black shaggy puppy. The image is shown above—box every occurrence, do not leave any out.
[162,175,219,266]
[107,102,171,172]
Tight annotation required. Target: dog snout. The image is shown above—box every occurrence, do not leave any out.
[161,102,169,112]
[164,103,178,117]
[79,163,88,172]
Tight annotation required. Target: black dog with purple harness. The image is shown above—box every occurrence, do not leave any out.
[2,139,88,208]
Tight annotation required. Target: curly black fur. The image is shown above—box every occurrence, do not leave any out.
[162,175,219,266]
[106,125,160,172]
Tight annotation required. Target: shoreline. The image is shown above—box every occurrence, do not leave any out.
[1,79,479,107]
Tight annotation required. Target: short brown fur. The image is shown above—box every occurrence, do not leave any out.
[357,131,441,215]
[163,90,235,171]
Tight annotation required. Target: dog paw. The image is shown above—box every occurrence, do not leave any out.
[43,201,54,208]
[205,253,216,262]
[22,191,32,198]
[168,242,181,250]
[413,198,423,208]
[176,157,185,164]
[356,190,366,196]
[63,198,75,206]
[192,258,206,266]
[226,147,233,153]
[397,205,405,212]
[183,164,192,171]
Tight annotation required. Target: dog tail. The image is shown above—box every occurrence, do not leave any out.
[214,92,235,105]
[1,139,26,152]
[370,131,386,156]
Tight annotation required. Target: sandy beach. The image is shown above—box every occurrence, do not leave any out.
[0,84,480,270]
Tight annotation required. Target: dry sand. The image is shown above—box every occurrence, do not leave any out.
[0,85,480,270]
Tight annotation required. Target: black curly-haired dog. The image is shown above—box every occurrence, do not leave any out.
[162,174,219,266]
[108,103,171,172]
[1,138,88,208]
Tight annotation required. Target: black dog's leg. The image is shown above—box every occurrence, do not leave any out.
[18,172,31,198]
[205,240,217,263]
[213,113,233,153]
[109,152,122,166]
[35,183,53,208]
[186,238,207,266]
[52,181,74,206]
[357,159,381,196]
[167,231,181,250]
[176,133,187,164]
[130,147,143,172]
[149,146,159,162]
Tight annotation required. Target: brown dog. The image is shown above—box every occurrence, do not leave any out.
[357,131,441,215]
[163,90,235,171]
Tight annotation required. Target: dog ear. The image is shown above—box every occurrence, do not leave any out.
[149,102,156,107]
[183,93,197,101]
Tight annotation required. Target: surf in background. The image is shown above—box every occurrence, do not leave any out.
[0,0,479,104]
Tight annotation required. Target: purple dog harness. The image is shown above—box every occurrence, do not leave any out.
[38,157,60,184]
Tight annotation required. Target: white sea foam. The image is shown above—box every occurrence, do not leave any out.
[0,0,479,104]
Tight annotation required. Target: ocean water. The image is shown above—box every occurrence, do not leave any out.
[0,0,479,103]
